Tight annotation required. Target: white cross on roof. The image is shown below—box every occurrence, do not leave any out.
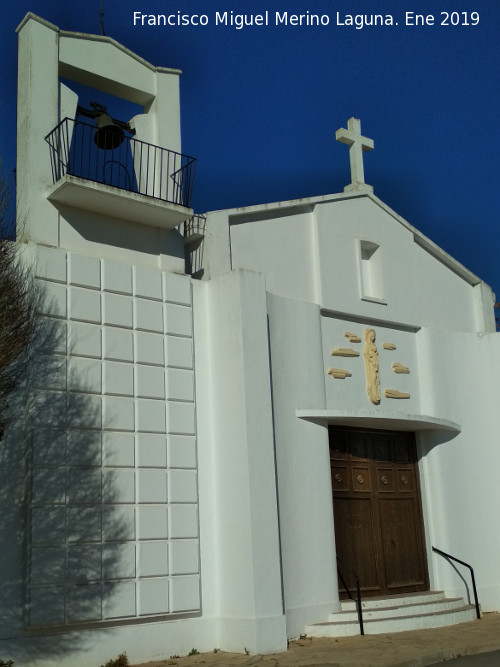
[335,118,374,193]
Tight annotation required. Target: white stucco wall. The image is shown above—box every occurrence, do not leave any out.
[417,328,500,611]
[316,197,419,326]
[229,208,317,303]
[31,245,198,620]
[16,16,60,246]
[56,206,186,273]
[194,269,287,654]
[208,193,490,336]
[266,293,340,636]
[412,243,482,332]
[0,244,209,666]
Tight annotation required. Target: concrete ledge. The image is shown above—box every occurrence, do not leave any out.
[296,409,461,433]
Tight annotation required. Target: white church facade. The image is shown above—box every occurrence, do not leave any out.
[2,13,500,666]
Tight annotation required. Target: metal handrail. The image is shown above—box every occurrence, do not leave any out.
[45,117,196,208]
[432,546,481,619]
[337,556,364,635]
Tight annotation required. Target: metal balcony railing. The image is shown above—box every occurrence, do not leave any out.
[45,118,196,208]
[184,214,206,243]
[184,214,206,276]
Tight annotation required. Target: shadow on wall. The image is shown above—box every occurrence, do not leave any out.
[53,202,186,260]
[0,283,132,662]
[418,427,458,458]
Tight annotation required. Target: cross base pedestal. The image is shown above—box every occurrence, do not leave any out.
[344,182,373,194]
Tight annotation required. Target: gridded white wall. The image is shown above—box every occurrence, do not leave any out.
[28,245,200,626]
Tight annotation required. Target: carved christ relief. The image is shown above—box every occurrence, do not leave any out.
[363,328,380,404]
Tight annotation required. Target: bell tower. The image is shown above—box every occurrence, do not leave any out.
[16,13,194,271]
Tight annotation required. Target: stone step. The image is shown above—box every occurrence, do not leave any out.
[332,596,467,622]
[340,590,446,612]
[305,594,478,638]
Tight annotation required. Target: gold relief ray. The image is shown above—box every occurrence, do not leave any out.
[330,347,360,357]
[328,368,352,379]
[384,389,410,399]
[344,332,361,343]
[392,362,410,374]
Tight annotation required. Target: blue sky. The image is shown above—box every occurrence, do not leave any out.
[2,0,500,300]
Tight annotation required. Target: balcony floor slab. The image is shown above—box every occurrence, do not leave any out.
[47,175,192,230]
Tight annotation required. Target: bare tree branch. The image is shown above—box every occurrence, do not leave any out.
[0,165,36,438]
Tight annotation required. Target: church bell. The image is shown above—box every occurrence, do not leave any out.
[94,112,125,150]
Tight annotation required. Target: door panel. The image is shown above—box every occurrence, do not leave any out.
[330,427,428,597]
[379,497,427,591]
[334,497,381,594]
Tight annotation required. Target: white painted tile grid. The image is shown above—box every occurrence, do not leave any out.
[29,250,200,625]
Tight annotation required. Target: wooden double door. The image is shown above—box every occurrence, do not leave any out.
[330,427,429,598]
